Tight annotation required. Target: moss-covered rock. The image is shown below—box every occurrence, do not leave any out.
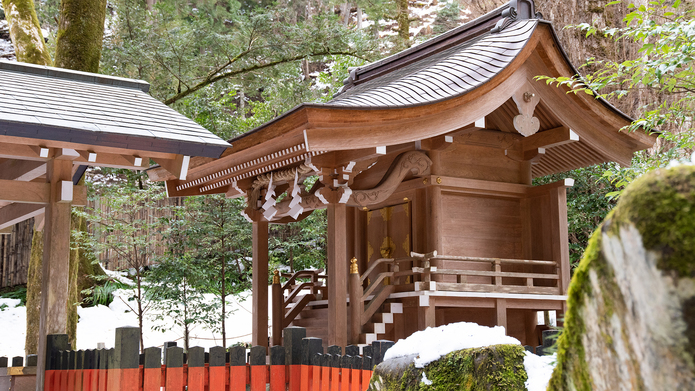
[548,165,695,390]
[369,344,528,391]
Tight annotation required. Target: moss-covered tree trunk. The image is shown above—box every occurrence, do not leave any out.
[395,0,409,45]
[24,225,43,355]
[0,0,52,65]
[54,0,107,72]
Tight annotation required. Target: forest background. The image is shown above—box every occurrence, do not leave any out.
[0,0,692,352]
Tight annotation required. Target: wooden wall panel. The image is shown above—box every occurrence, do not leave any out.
[440,193,522,259]
[438,145,522,184]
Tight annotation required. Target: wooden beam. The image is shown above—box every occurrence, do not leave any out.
[252,220,269,347]
[0,203,45,230]
[156,155,190,180]
[520,126,579,151]
[0,180,50,204]
[0,160,46,181]
[76,151,149,169]
[0,144,50,161]
[0,180,86,206]
[37,159,73,390]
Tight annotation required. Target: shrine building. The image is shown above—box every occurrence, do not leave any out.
[150,0,655,349]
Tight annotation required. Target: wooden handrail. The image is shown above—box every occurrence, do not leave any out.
[429,255,557,266]
[285,282,321,305]
[282,294,315,328]
[362,272,395,299]
[360,258,394,284]
[280,269,324,291]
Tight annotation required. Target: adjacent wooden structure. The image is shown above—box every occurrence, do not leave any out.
[0,60,230,390]
[152,0,655,349]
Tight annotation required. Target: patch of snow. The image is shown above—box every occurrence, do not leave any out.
[0,287,273,358]
[523,351,556,391]
[384,321,521,368]
[383,321,556,390]
[421,372,432,385]
[667,151,695,168]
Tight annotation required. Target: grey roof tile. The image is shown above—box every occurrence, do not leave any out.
[330,20,537,108]
[0,60,230,158]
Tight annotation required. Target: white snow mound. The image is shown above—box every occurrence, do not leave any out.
[383,321,520,367]
[382,321,556,391]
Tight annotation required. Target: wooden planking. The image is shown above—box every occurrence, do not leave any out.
[0,218,33,287]
[438,144,521,184]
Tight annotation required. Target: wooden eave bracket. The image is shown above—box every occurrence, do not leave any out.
[350,150,432,207]
[155,155,190,181]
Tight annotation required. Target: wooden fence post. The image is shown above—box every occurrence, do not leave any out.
[319,354,329,391]
[209,347,226,391]
[283,326,305,391]
[371,341,394,368]
[44,334,68,391]
[350,356,362,391]
[97,349,111,391]
[83,349,96,391]
[107,327,139,391]
[301,337,322,391]
[272,270,283,346]
[188,347,205,391]
[360,352,372,389]
[75,350,85,391]
[142,347,161,391]
[340,355,351,391]
[59,351,68,391]
[328,346,341,391]
[165,346,184,391]
[345,346,359,391]
[349,258,362,345]
[249,346,266,391]
[229,345,246,391]
[269,345,286,391]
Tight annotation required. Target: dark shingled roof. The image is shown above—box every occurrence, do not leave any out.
[0,61,230,158]
[330,20,537,107]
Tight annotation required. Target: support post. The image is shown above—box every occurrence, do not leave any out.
[495,298,508,332]
[36,159,72,391]
[327,202,348,347]
[272,271,283,346]
[417,294,435,330]
[349,258,362,345]
[549,184,571,294]
[252,219,269,347]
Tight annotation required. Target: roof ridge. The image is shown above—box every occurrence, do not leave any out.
[336,0,543,97]
[0,60,150,93]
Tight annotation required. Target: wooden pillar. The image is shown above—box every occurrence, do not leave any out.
[549,184,571,294]
[417,294,435,330]
[348,258,362,345]
[327,202,348,347]
[495,298,507,331]
[252,220,269,347]
[37,159,73,391]
[524,310,538,347]
[271,271,283,346]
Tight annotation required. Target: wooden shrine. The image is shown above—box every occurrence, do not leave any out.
[152,0,655,350]
[0,60,230,390]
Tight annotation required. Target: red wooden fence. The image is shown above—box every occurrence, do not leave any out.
[33,327,394,391]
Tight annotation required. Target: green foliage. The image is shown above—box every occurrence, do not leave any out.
[100,0,379,110]
[535,164,619,268]
[432,0,462,34]
[536,0,695,193]
[81,279,127,307]
[0,285,27,306]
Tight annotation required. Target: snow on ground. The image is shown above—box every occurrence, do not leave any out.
[0,286,273,359]
[383,321,556,391]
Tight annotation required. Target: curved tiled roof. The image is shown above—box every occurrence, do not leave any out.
[330,20,537,108]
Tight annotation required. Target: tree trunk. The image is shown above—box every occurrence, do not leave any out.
[24,223,42,355]
[0,0,52,65]
[396,0,410,44]
[54,0,108,72]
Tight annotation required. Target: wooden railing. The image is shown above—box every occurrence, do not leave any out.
[271,269,326,346]
[408,251,561,295]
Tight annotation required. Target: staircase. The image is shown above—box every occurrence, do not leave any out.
[360,302,403,345]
